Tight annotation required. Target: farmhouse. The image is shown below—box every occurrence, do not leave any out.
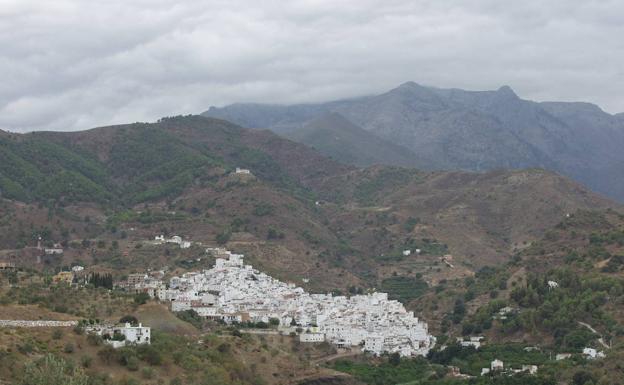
[52,271,74,285]
[87,322,151,348]
[0,261,16,270]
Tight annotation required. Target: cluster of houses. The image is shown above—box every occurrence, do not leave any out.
[117,271,165,297]
[480,359,538,377]
[85,322,151,348]
[50,265,87,285]
[158,248,435,357]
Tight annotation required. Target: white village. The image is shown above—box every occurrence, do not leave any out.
[153,247,436,357]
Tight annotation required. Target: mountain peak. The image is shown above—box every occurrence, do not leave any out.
[496,85,518,98]
[397,81,431,90]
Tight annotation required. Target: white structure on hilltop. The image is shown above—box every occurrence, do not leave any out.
[235,167,251,174]
[165,250,435,357]
[547,280,559,290]
[86,323,151,349]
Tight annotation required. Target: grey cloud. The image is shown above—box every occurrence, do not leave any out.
[1,0,623,132]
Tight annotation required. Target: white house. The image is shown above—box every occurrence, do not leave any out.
[116,323,151,345]
[582,347,605,359]
[491,359,504,371]
[457,336,483,349]
[71,265,84,272]
[402,250,411,256]
[522,365,538,375]
[87,323,151,348]
[169,236,182,245]
[235,167,251,174]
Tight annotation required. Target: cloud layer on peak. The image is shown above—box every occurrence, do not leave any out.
[1,0,623,132]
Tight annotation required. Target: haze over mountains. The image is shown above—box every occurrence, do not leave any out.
[204,82,624,202]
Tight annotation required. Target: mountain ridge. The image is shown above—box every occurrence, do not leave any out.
[0,115,617,287]
[203,83,624,202]
[283,112,427,168]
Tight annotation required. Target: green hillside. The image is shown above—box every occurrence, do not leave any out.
[0,116,325,206]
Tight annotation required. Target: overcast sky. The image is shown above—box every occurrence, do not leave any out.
[1,0,623,132]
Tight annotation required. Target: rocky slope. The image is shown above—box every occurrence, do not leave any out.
[284,112,425,168]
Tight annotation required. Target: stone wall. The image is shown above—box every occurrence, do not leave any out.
[0,320,78,327]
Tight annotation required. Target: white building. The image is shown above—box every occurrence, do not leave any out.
[582,347,605,359]
[522,365,538,375]
[491,359,504,371]
[71,265,85,272]
[556,353,572,361]
[457,336,483,349]
[155,235,192,249]
[235,167,251,174]
[87,323,151,348]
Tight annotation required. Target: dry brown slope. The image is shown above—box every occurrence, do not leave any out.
[319,167,617,268]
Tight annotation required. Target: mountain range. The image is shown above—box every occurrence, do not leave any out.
[0,115,617,290]
[203,82,624,202]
